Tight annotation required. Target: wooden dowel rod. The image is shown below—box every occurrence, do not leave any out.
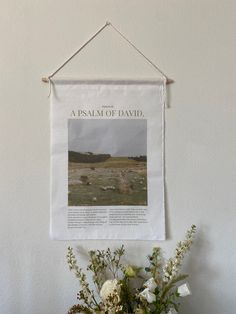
[41,77,174,84]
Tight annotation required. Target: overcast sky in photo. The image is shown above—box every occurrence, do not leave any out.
[68,119,147,157]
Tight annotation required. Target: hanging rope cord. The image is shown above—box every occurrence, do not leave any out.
[44,21,172,84]
[47,23,108,80]
[109,23,167,80]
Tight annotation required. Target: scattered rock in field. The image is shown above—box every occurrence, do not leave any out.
[86,182,92,185]
[118,172,133,194]
[142,187,147,191]
[101,186,116,191]
[92,197,97,202]
[80,175,89,183]
[139,180,144,184]
[69,179,83,185]
[90,167,95,170]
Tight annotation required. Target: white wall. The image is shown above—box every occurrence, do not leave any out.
[0,1,236,313]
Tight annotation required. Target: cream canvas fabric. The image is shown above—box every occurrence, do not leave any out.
[50,79,166,240]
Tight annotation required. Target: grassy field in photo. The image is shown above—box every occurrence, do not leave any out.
[68,156,147,206]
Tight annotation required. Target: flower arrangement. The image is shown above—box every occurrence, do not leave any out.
[66,225,196,314]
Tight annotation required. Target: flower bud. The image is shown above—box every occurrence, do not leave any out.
[139,288,156,303]
[178,282,191,297]
[125,265,136,277]
[143,277,157,292]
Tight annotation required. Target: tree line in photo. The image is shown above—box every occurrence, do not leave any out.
[69,151,147,163]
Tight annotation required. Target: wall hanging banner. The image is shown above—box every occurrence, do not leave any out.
[50,79,166,240]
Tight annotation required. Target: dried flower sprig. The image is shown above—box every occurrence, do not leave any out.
[145,247,162,283]
[87,250,108,291]
[163,225,196,283]
[67,247,100,311]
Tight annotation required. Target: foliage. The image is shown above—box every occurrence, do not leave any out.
[66,225,196,314]
[69,151,111,163]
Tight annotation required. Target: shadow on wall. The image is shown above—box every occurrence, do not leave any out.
[164,185,171,240]
[166,84,172,109]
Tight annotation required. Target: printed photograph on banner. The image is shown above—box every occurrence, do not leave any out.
[68,119,147,206]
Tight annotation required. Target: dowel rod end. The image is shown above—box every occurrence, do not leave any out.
[166,78,174,85]
[42,77,49,83]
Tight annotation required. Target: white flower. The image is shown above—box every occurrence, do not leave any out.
[178,282,191,297]
[167,308,178,314]
[143,277,157,292]
[100,279,120,301]
[139,288,156,303]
